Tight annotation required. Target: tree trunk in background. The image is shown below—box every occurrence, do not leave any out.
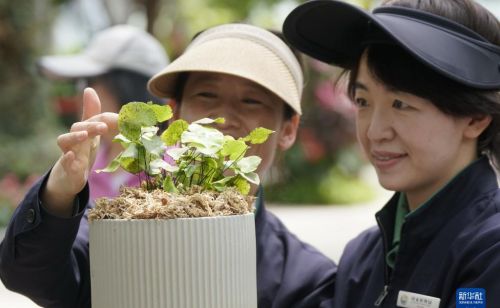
[0,0,52,138]
[0,0,64,179]
[143,0,160,34]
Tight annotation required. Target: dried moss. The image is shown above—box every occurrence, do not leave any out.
[88,186,255,222]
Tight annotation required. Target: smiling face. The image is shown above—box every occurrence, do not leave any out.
[353,53,485,209]
[174,72,299,194]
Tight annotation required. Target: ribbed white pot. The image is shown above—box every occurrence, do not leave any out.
[89,213,256,308]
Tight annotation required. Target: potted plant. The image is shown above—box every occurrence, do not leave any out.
[88,102,272,308]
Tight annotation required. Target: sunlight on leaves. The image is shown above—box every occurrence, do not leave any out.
[101,101,273,195]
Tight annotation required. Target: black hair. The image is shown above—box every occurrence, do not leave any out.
[172,27,303,120]
[346,0,500,166]
[89,68,163,106]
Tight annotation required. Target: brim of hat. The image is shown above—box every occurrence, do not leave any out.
[148,37,302,114]
[37,54,109,79]
[283,0,500,89]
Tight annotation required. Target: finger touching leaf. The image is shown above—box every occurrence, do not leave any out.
[118,102,157,141]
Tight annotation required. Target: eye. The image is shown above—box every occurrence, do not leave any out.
[354,97,368,107]
[242,98,263,105]
[197,92,217,98]
[392,99,410,109]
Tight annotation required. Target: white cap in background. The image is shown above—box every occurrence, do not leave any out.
[38,24,169,79]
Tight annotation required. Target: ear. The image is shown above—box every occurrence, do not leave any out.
[278,114,300,151]
[463,114,492,139]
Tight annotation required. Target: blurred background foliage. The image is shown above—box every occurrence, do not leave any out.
[0,0,389,226]
[0,0,65,225]
[6,0,498,224]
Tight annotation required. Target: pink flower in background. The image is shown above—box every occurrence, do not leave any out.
[55,96,79,116]
[299,128,326,163]
[314,80,356,119]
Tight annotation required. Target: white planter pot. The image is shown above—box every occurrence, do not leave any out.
[89,213,256,308]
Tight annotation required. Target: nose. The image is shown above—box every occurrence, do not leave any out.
[208,99,242,135]
[365,106,395,142]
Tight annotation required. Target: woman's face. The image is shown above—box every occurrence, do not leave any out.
[175,72,299,194]
[354,54,481,209]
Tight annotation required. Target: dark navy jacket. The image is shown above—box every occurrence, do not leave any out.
[334,157,500,308]
[0,174,336,308]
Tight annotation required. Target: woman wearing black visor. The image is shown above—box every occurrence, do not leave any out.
[284,0,500,307]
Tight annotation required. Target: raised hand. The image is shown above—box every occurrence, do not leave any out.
[41,88,119,216]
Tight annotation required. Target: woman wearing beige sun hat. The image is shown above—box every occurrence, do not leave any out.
[0,23,336,307]
[148,23,302,115]
[148,23,336,307]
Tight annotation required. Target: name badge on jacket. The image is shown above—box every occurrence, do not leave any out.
[397,290,441,308]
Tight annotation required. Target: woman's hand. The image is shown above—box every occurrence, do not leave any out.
[41,88,119,216]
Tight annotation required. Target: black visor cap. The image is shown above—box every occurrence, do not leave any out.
[283,0,500,90]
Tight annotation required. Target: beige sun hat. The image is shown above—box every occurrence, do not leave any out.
[147,23,303,115]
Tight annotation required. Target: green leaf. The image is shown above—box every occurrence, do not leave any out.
[221,139,247,160]
[161,119,189,146]
[181,123,224,156]
[141,134,165,157]
[119,144,145,174]
[242,127,274,144]
[192,117,225,125]
[238,171,260,185]
[234,176,250,195]
[184,164,198,178]
[200,157,219,183]
[150,158,178,174]
[166,147,189,161]
[118,102,157,141]
[150,104,173,122]
[140,126,159,140]
[121,143,139,159]
[212,176,234,191]
[202,157,219,170]
[163,176,178,193]
[236,156,261,173]
[95,158,121,173]
[119,157,144,174]
[113,134,132,146]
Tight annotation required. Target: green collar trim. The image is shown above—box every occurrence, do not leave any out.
[385,158,480,269]
[386,194,409,269]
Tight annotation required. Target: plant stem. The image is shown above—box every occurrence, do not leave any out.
[200,158,205,186]
[215,145,249,179]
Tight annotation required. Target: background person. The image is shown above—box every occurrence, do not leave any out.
[38,24,169,200]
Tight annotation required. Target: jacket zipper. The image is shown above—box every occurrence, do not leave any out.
[374,215,391,307]
[374,285,389,306]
